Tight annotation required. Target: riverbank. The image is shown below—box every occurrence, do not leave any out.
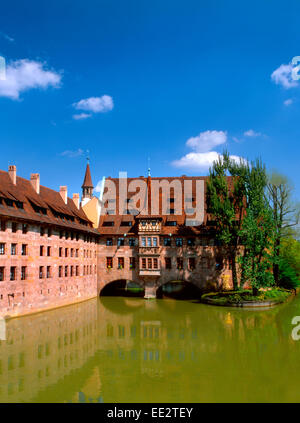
[201,288,294,308]
[1,292,98,320]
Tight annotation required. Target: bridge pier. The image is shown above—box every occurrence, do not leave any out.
[143,277,158,299]
[144,285,156,299]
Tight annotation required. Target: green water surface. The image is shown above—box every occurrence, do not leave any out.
[1,294,300,403]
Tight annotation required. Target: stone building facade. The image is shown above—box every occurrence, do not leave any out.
[94,175,232,298]
[0,163,233,317]
[0,165,98,318]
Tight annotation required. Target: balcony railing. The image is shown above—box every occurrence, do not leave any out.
[138,223,161,232]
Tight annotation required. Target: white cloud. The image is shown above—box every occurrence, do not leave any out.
[173,151,220,169]
[73,113,92,120]
[271,63,298,89]
[60,148,85,158]
[0,32,14,42]
[244,129,262,137]
[172,152,242,171]
[0,59,62,100]
[73,95,114,114]
[284,98,293,106]
[186,130,227,153]
[172,129,244,171]
[95,180,104,193]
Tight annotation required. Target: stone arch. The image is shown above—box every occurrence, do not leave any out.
[156,279,202,300]
[99,279,145,297]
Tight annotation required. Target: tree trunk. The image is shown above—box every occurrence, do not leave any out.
[273,237,280,286]
[231,253,238,291]
[252,286,259,296]
[240,247,248,288]
[273,262,279,286]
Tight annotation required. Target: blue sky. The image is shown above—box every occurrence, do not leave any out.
[0,0,300,199]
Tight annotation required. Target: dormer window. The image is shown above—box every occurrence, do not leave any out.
[5,199,13,207]
[30,201,47,216]
[120,221,132,226]
[102,221,114,227]
[15,201,23,209]
[165,221,177,226]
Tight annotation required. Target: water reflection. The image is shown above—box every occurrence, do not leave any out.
[0,295,300,402]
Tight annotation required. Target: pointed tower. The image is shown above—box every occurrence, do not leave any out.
[81,160,101,229]
[82,161,94,201]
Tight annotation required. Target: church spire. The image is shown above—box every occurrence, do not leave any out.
[82,156,94,200]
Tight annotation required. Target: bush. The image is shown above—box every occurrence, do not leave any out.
[278,258,300,290]
[201,288,290,305]
[280,237,300,277]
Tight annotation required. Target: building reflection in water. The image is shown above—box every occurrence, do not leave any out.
[1,295,300,403]
[0,300,98,403]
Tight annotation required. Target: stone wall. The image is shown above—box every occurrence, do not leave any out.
[0,221,98,318]
[0,224,234,318]
[97,236,233,296]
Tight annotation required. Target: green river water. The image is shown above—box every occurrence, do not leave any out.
[1,294,300,403]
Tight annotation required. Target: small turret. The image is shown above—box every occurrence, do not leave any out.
[82,160,94,201]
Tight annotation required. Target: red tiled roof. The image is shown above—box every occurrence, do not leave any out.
[0,170,98,235]
[98,175,216,236]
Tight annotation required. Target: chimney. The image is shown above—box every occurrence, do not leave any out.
[60,186,68,204]
[8,165,17,185]
[30,173,40,194]
[73,193,80,209]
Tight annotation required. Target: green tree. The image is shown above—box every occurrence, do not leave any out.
[280,236,300,278]
[266,171,300,285]
[239,159,275,295]
[206,151,247,290]
[278,258,299,290]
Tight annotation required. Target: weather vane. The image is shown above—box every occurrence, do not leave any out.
[86,149,90,164]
